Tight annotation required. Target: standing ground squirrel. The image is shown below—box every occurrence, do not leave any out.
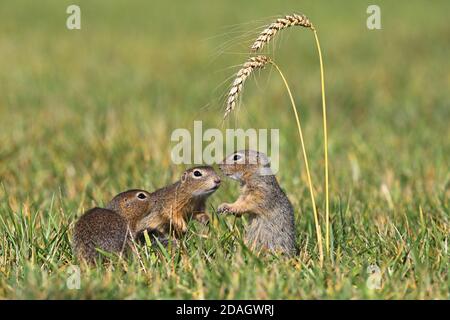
[73,189,153,262]
[136,166,221,239]
[217,150,297,256]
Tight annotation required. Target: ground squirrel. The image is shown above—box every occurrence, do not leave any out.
[217,150,297,256]
[73,166,220,262]
[135,166,221,239]
[73,189,153,262]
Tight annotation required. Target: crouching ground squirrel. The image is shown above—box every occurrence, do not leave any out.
[136,166,221,238]
[73,189,153,262]
[73,166,221,262]
[217,150,297,256]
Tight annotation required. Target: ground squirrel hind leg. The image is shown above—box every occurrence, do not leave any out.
[191,202,210,225]
[192,212,210,225]
[170,213,188,236]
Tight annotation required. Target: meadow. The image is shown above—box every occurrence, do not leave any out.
[0,0,448,299]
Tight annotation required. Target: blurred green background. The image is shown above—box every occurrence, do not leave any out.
[0,0,448,299]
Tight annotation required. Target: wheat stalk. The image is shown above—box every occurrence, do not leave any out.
[251,13,331,261]
[250,13,312,52]
[312,28,330,259]
[224,55,270,120]
[222,13,330,266]
[269,61,324,266]
[222,54,324,265]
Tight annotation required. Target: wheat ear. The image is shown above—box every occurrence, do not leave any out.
[250,14,312,52]
[224,55,270,120]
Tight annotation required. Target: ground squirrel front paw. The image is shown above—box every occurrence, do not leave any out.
[217,203,233,214]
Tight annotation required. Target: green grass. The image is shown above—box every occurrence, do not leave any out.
[0,0,448,299]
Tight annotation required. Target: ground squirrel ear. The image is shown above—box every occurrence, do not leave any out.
[257,153,270,167]
[181,172,187,183]
[257,153,272,176]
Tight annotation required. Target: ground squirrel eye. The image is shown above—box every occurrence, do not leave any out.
[193,170,202,177]
[137,193,147,200]
[233,154,241,161]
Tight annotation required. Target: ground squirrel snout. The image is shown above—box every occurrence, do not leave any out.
[182,166,221,196]
[218,150,297,256]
